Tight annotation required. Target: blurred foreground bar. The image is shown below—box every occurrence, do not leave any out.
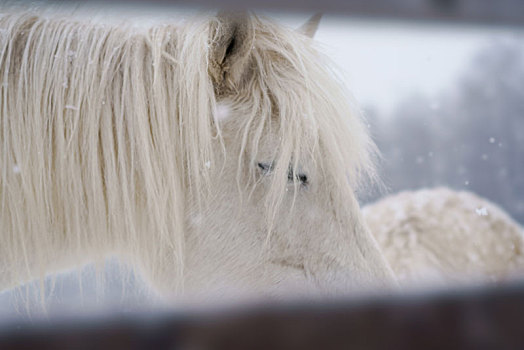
[123,0,524,26]
[2,282,524,349]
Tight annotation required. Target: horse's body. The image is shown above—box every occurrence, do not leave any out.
[364,188,524,287]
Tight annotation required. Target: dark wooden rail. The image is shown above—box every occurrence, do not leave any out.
[116,0,524,26]
[1,282,524,349]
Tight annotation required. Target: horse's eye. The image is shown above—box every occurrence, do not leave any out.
[258,162,308,185]
[258,162,273,175]
[298,173,308,184]
[288,169,308,185]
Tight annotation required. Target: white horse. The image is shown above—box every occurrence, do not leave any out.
[2,8,522,307]
[364,187,524,287]
[0,8,396,300]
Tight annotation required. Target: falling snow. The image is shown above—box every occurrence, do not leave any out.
[215,103,231,121]
[475,207,488,216]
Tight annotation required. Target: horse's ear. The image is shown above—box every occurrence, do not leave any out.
[209,12,255,92]
[297,13,322,38]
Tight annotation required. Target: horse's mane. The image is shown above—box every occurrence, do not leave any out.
[0,7,378,290]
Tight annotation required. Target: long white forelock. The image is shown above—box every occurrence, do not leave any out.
[228,16,379,224]
[0,8,378,291]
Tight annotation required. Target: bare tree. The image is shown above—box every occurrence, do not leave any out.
[367,40,524,224]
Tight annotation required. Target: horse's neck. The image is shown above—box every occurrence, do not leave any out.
[313,217,398,294]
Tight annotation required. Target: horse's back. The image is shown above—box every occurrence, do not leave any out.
[363,187,524,287]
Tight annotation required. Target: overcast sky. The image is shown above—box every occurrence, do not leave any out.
[274,14,524,115]
[316,18,484,114]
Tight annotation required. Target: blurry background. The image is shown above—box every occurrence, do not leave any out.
[1,1,523,319]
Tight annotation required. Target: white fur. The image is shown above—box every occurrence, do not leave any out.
[0,7,395,300]
[3,7,521,303]
[363,188,524,287]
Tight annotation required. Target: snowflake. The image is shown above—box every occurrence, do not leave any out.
[475,207,488,216]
